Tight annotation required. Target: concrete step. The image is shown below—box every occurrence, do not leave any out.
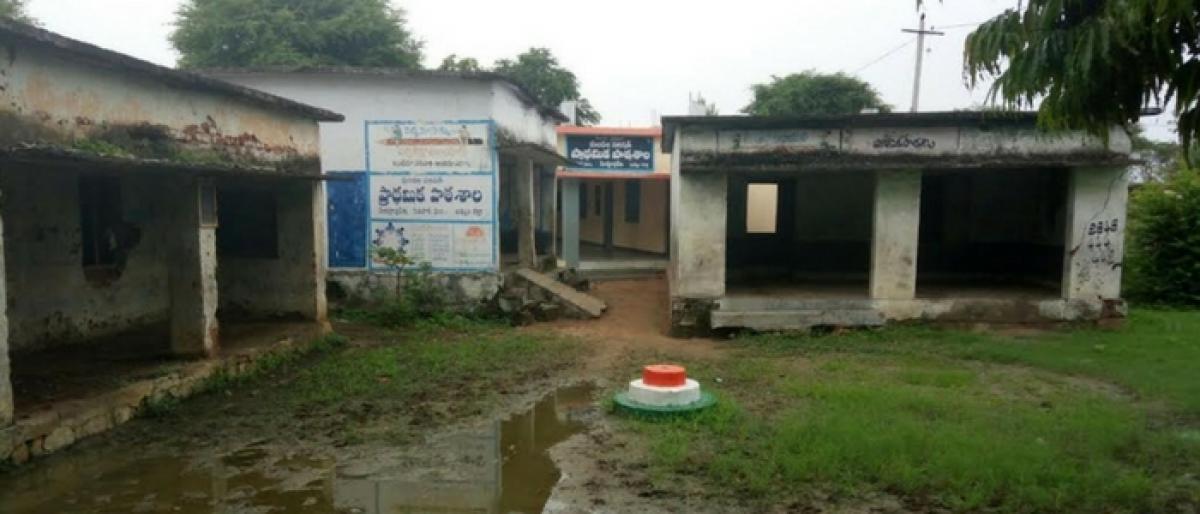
[515,269,607,318]
[711,309,885,331]
[717,296,875,312]
[577,268,666,281]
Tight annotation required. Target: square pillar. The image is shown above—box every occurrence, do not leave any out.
[1063,167,1129,300]
[279,181,328,322]
[870,170,922,300]
[673,172,727,299]
[168,178,219,358]
[515,157,538,269]
[560,178,581,268]
[0,200,12,426]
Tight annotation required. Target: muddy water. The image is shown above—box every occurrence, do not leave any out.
[0,383,596,514]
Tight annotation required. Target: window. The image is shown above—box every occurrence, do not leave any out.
[624,180,641,223]
[594,185,603,216]
[217,189,278,259]
[79,175,123,267]
[746,183,779,234]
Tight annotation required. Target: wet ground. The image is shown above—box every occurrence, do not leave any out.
[1,278,721,514]
[0,383,598,513]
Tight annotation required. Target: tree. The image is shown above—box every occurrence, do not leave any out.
[742,71,891,116]
[171,0,423,69]
[0,0,35,24]
[955,0,1200,164]
[438,54,482,73]
[493,48,600,124]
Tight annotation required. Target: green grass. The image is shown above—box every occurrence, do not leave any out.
[288,322,579,407]
[628,310,1200,512]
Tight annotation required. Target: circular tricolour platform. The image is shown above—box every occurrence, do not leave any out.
[613,364,717,418]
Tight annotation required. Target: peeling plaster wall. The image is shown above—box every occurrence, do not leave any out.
[1,166,172,351]
[0,43,320,163]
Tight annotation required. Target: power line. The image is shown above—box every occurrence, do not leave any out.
[851,38,916,74]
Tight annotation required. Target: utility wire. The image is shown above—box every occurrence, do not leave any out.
[851,38,916,74]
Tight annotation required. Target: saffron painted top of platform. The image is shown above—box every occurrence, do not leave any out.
[643,365,687,387]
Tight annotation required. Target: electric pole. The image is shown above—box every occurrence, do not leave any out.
[902,13,944,112]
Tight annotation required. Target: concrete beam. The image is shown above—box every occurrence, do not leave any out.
[870,170,922,300]
[515,157,538,269]
[168,178,219,358]
[1063,167,1129,301]
[560,178,580,268]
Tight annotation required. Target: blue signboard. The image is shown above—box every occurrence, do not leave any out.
[565,135,655,172]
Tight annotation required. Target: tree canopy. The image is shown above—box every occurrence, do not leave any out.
[742,71,891,117]
[437,54,482,73]
[493,48,600,125]
[171,0,423,69]
[0,0,34,24]
[955,0,1200,161]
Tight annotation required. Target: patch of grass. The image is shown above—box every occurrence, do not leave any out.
[140,333,348,418]
[745,309,1200,416]
[288,325,579,408]
[627,310,1200,512]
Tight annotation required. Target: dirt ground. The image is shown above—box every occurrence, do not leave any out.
[533,277,727,371]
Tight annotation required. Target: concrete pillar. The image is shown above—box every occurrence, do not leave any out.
[515,157,538,269]
[673,172,727,299]
[870,170,922,300]
[1063,167,1129,300]
[561,178,581,268]
[0,197,12,426]
[168,178,219,358]
[281,181,328,322]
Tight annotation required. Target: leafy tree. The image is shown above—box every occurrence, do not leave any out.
[0,0,35,24]
[954,0,1200,163]
[493,48,600,124]
[742,71,891,116]
[171,0,423,69]
[438,54,482,73]
[1128,125,1200,183]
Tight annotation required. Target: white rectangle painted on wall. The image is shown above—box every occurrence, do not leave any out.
[367,121,493,174]
[365,119,498,272]
[370,174,493,222]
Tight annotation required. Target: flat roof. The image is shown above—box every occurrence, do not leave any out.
[0,20,344,122]
[661,111,1046,152]
[557,126,662,137]
[204,66,570,123]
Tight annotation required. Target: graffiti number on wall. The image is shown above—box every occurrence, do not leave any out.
[1085,218,1121,267]
[872,134,937,150]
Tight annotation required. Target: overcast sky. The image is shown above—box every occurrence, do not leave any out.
[25,0,1177,140]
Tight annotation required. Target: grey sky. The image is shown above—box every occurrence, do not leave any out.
[25,0,1177,140]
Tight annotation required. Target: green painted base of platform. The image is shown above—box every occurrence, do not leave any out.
[613,391,717,419]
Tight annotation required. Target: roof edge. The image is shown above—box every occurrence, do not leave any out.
[201,66,569,123]
[0,20,345,122]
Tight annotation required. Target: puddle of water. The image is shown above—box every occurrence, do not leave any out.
[0,383,596,514]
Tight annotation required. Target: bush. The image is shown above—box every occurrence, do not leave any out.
[338,263,455,328]
[1125,169,1200,305]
